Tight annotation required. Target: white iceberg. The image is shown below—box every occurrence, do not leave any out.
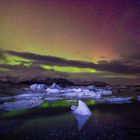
[87,85,97,91]
[96,89,112,95]
[46,89,60,94]
[46,83,61,94]
[14,93,46,100]
[30,84,46,91]
[62,90,100,98]
[104,97,132,104]
[137,96,140,101]
[0,99,43,111]
[49,83,62,89]
[68,88,82,92]
[71,100,92,115]
[0,96,14,101]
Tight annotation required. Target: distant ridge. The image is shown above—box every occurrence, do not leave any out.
[0,76,108,86]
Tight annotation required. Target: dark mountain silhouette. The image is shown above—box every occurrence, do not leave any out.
[0,76,109,86]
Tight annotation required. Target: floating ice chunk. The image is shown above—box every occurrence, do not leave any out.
[0,96,14,101]
[69,88,82,92]
[137,96,140,101]
[15,93,46,100]
[72,112,91,130]
[83,91,96,97]
[96,89,112,95]
[93,94,101,99]
[30,84,46,91]
[46,89,60,94]
[49,83,62,89]
[0,99,43,111]
[87,85,97,91]
[46,83,62,94]
[71,100,92,115]
[62,90,97,98]
[104,97,132,104]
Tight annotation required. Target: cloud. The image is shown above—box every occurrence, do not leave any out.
[0,50,140,74]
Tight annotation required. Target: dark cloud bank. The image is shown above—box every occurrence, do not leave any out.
[0,50,140,85]
[0,50,140,74]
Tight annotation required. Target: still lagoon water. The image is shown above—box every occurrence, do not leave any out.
[0,84,140,140]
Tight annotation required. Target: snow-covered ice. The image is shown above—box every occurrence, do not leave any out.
[96,89,112,95]
[0,96,14,101]
[0,83,136,111]
[137,96,140,101]
[71,100,92,115]
[46,83,62,94]
[15,93,46,100]
[30,84,46,91]
[49,83,62,89]
[0,99,43,111]
[103,97,132,104]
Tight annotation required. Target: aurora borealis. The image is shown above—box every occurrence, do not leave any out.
[0,0,140,84]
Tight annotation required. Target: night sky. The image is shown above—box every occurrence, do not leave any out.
[0,0,140,84]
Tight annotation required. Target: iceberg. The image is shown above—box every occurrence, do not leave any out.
[46,83,61,94]
[14,93,46,100]
[30,84,46,91]
[104,97,132,104]
[0,99,43,111]
[137,96,140,101]
[87,85,97,91]
[0,96,14,101]
[49,83,62,89]
[96,89,112,95]
[46,89,60,94]
[71,100,92,115]
[62,90,100,98]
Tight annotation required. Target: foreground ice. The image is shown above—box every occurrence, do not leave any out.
[71,100,92,115]
[0,99,43,111]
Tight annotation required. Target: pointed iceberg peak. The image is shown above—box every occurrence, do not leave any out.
[50,83,62,89]
[71,100,92,115]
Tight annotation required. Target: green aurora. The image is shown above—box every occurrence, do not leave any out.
[0,53,97,73]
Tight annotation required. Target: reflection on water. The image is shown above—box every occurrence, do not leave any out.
[1,102,140,140]
[0,83,140,140]
[72,112,92,130]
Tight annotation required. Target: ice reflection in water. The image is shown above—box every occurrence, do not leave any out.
[72,112,92,130]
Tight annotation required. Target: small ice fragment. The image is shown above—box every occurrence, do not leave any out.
[137,96,140,101]
[30,84,46,91]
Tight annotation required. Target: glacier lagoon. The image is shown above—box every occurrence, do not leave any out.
[0,83,140,140]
